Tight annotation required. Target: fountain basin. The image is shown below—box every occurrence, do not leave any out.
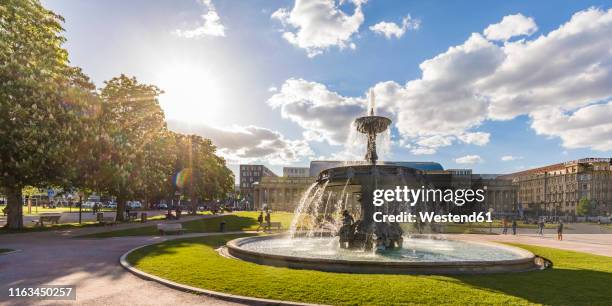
[225,235,542,275]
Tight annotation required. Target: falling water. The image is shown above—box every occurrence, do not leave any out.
[289,182,318,236]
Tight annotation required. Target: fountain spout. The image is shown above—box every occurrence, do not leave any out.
[354,90,391,165]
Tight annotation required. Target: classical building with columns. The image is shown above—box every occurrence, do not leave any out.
[253,176,315,211]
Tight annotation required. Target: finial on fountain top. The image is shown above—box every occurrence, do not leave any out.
[368,89,375,116]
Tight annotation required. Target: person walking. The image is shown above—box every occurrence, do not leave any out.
[512,219,517,235]
[557,221,564,240]
[502,217,508,235]
[265,210,271,232]
[538,219,545,237]
[256,211,264,232]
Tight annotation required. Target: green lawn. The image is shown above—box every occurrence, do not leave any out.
[128,234,612,305]
[0,220,105,235]
[81,211,294,238]
[0,248,15,254]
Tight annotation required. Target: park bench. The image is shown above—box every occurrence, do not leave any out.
[100,217,116,226]
[157,223,185,235]
[127,212,138,221]
[268,222,282,230]
[32,215,61,227]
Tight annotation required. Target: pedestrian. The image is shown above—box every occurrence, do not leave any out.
[502,217,508,235]
[512,219,517,235]
[557,221,564,240]
[256,211,264,231]
[538,219,545,237]
[265,210,271,232]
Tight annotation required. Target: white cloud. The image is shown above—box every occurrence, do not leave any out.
[268,86,278,92]
[267,78,367,145]
[455,155,484,164]
[369,14,420,39]
[484,13,537,41]
[411,147,436,155]
[174,0,225,38]
[269,8,612,153]
[271,0,365,57]
[167,120,313,165]
[501,155,523,161]
[530,102,612,151]
[457,132,490,146]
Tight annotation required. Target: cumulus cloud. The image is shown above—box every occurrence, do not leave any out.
[483,13,537,41]
[455,155,484,164]
[167,120,313,165]
[530,102,612,151]
[267,78,367,145]
[270,8,612,153]
[174,0,225,38]
[271,0,365,57]
[501,155,523,161]
[369,14,420,39]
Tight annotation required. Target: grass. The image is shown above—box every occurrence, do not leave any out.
[81,211,294,238]
[0,220,105,235]
[0,248,15,254]
[128,234,612,305]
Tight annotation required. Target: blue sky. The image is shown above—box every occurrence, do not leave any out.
[43,0,612,177]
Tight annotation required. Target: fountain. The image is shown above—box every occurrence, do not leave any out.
[223,91,547,274]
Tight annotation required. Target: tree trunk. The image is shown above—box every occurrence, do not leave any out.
[116,197,126,221]
[5,185,24,230]
[190,194,197,215]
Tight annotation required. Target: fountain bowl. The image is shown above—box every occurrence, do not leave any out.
[354,116,392,134]
[224,234,544,275]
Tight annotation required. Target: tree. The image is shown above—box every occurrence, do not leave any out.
[0,0,97,229]
[173,134,234,214]
[577,197,595,216]
[97,75,167,221]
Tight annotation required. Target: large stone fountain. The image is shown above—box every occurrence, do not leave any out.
[223,91,547,274]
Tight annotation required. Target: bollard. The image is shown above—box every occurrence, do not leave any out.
[219,221,226,232]
[141,213,147,223]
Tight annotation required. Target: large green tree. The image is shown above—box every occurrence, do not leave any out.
[97,74,168,221]
[174,134,234,214]
[577,197,595,216]
[0,0,97,229]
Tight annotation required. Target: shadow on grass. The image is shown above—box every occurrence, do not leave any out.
[127,234,250,266]
[450,267,612,305]
[182,215,259,232]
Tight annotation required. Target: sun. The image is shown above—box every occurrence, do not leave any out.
[155,61,224,125]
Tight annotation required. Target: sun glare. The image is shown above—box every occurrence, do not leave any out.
[155,61,224,125]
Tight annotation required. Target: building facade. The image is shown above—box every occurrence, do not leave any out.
[501,158,612,216]
[239,164,277,202]
[253,176,315,211]
[283,167,310,178]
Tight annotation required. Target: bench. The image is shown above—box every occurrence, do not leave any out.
[32,215,61,227]
[100,217,116,226]
[157,223,185,235]
[268,222,282,230]
[127,212,138,221]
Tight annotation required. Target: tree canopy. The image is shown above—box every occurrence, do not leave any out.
[0,0,235,229]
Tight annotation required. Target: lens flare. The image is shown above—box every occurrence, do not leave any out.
[174,168,193,189]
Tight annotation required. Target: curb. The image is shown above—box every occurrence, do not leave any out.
[119,240,326,306]
[0,249,20,256]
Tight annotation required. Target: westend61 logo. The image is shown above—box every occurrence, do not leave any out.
[371,186,491,223]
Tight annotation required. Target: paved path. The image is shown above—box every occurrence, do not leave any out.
[0,217,244,306]
[1,220,610,306]
[458,233,612,257]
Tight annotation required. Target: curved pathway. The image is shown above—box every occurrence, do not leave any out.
[0,216,245,306]
[1,218,610,305]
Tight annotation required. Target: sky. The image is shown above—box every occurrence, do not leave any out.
[43,0,612,178]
